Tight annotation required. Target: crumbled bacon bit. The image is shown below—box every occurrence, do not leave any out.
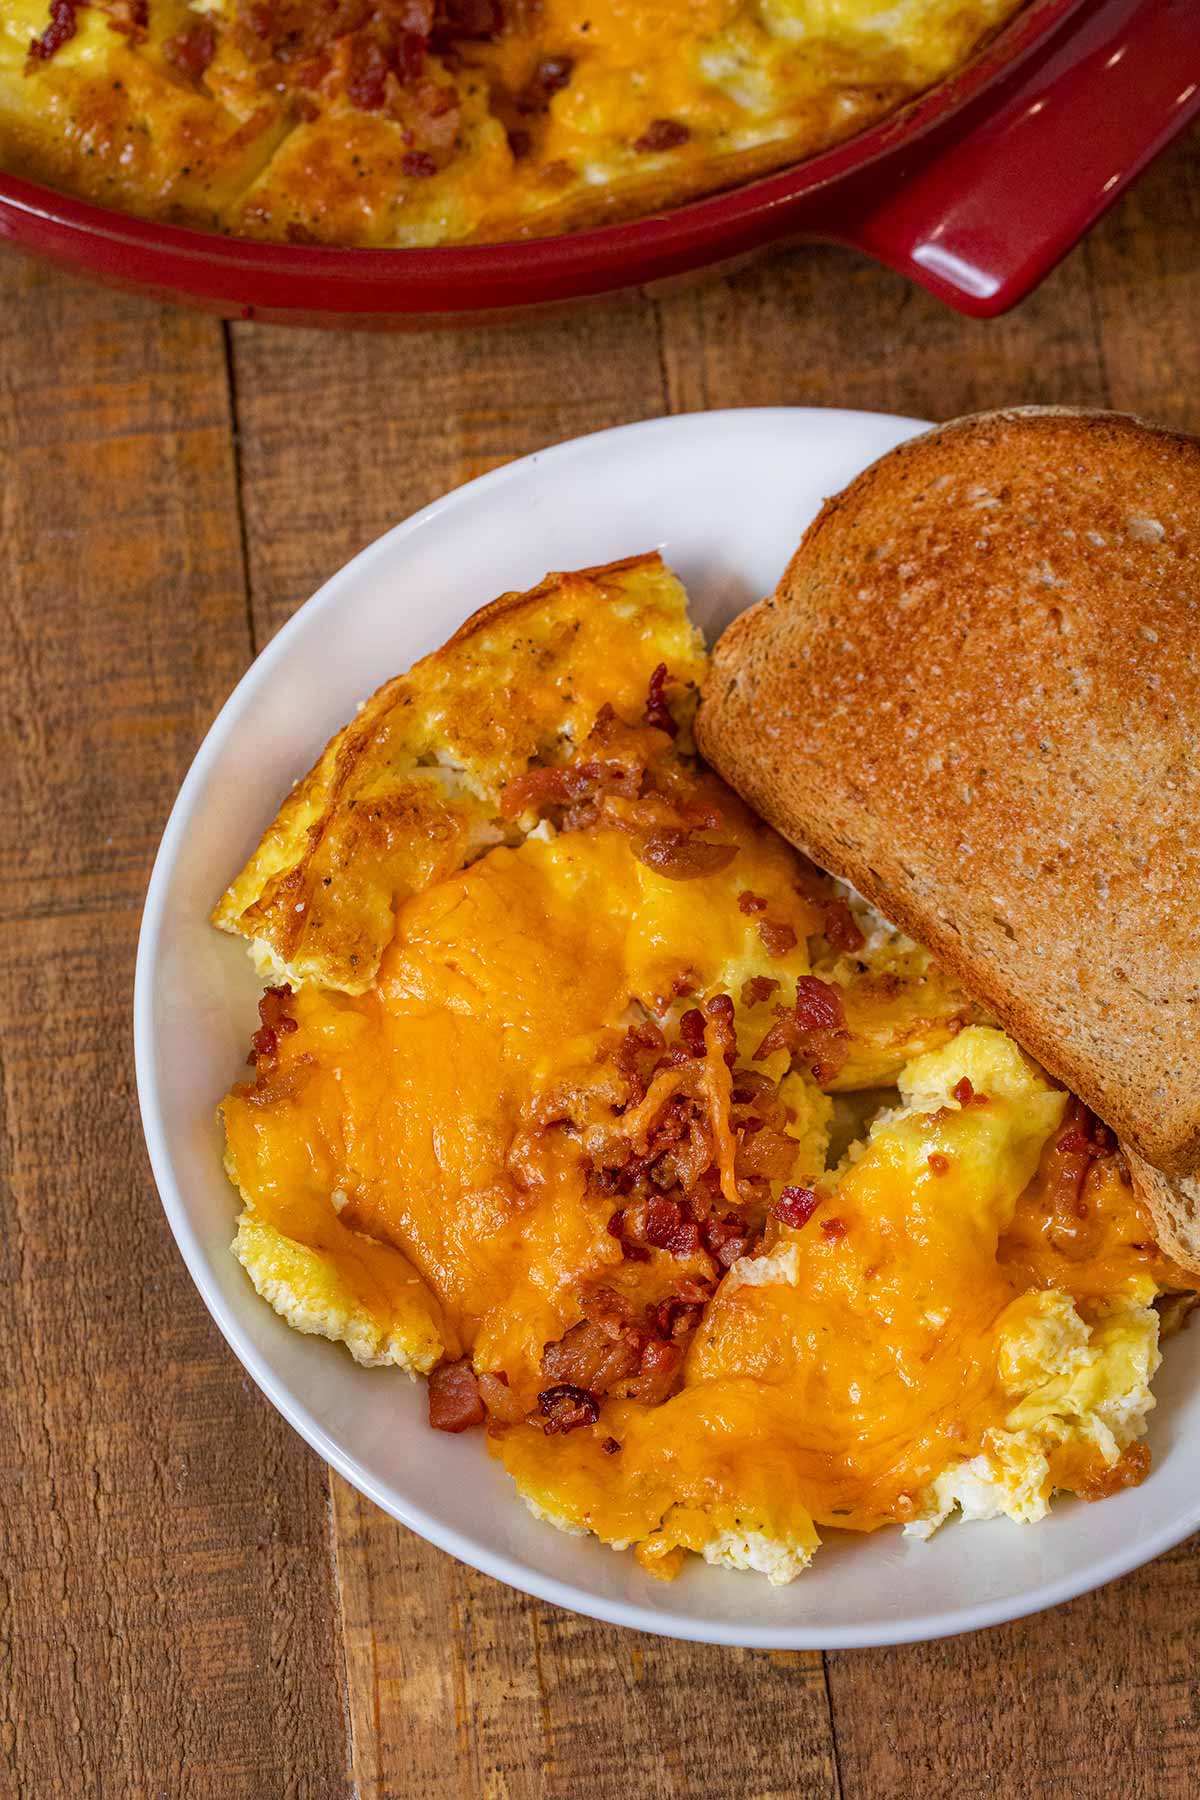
[642,1194,702,1256]
[164,16,217,81]
[601,1436,621,1455]
[578,1285,636,1326]
[542,1316,640,1393]
[233,1053,315,1109]
[756,917,797,958]
[537,1383,600,1435]
[952,1077,975,1106]
[500,749,641,822]
[624,1018,666,1057]
[403,149,438,176]
[634,118,690,153]
[242,2,273,39]
[735,1127,796,1181]
[644,662,678,737]
[821,1217,848,1242]
[632,1337,684,1405]
[794,976,845,1033]
[1077,1439,1151,1502]
[740,975,779,1008]
[246,984,298,1072]
[605,1209,650,1261]
[701,1213,750,1266]
[571,988,774,1294]
[28,0,82,61]
[737,891,767,914]
[519,52,571,109]
[539,1277,709,1412]
[753,976,848,1083]
[1057,1102,1117,1158]
[428,1358,485,1432]
[476,1369,525,1425]
[500,764,569,816]
[703,991,738,1065]
[434,0,503,39]
[400,28,427,78]
[928,1152,951,1176]
[822,897,865,953]
[1040,1099,1121,1236]
[346,34,391,108]
[102,0,147,38]
[637,829,736,881]
[773,1186,819,1228]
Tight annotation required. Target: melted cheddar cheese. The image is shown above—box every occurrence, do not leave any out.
[500,1031,1174,1576]
[217,555,1196,1585]
[4,0,1025,246]
[225,816,833,1379]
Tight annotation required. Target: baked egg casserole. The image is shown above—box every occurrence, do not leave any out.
[214,554,1198,1585]
[4,0,1024,246]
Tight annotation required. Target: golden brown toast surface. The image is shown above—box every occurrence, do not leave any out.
[698,408,1200,1202]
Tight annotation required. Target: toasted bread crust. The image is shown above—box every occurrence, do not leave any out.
[698,408,1200,1201]
[1126,1153,1200,1277]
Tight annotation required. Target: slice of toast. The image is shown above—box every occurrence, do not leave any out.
[697,408,1200,1253]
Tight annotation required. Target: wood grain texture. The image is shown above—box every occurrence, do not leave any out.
[0,257,350,1799]
[1084,126,1200,428]
[826,1538,1200,1800]
[226,302,667,646]
[5,116,1200,1800]
[330,1479,839,1800]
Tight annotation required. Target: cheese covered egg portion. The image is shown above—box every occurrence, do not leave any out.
[500,1029,1164,1579]
[4,0,1026,247]
[214,555,1193,1586]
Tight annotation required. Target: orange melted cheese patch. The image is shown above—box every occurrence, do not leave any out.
[500,1031,1187,1577]
[224,815,822,1384]
[1002,1132,1199,1306]
[500,1030,1062,1557]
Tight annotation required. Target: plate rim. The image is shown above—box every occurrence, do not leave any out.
[134,405,1200,1648]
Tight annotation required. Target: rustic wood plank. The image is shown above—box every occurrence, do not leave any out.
[0,257,350,1799]
[227,301,667,645]
[654,218,1111,424]
[331,1478,840,1800]
[825,1537,1200,1800]
[1083,125,1200,428]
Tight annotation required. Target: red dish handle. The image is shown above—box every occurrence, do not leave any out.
[807,0,1200,317]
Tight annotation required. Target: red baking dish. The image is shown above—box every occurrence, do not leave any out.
[1,0,1196,327]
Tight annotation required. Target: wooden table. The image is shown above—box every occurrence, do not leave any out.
[5,123,1199,1800]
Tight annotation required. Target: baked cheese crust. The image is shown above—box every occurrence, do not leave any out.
[3,0,1025,246]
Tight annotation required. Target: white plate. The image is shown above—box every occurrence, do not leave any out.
[135,407,1200,1649]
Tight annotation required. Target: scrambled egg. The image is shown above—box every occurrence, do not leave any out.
[3,0,1025,246]
[216,555,1194,1585]
[214,555,707,994]
[497,1029,1172,1578]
